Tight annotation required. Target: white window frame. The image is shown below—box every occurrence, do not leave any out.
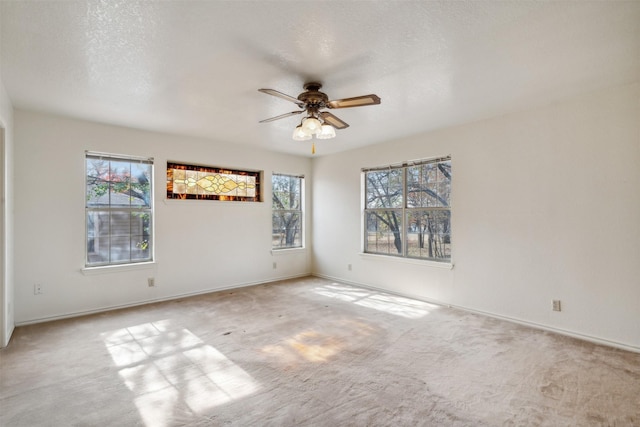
[271,173,304,250]
[85,151,154,268]
[362,156,452,263]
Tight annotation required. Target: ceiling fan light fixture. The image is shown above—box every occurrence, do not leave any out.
[317,123,336,139]
[259,82,381,147]
[292,125,311,141]
[301,117,322,135]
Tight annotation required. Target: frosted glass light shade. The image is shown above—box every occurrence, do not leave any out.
[292,125,311,141]
[301,117,321,135]
[317,124,336,139]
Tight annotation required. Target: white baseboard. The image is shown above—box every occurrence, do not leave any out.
[14,273,309,327]
[15,272,639,354]
[312,273,640,354]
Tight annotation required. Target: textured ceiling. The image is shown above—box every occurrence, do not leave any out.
[2,1,639,157]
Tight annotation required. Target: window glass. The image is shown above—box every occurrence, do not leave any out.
[272,174,303,249]
[365,210,403,255]
[365,169,403,209]
[364,158,451,262]
[166,162,260,202]
[86,153,153,267]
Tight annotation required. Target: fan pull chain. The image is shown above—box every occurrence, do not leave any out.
[312,141,316,155]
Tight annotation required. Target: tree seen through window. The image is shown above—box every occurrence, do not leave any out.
[364,158,451,261]
[272,174,303,249]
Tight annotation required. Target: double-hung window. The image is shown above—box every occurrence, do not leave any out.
[364,157,451,261]
[272,173,303,249]
[85,152,153,267]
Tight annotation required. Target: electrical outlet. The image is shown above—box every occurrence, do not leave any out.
[552,300,562,312]
[273,262,277,269]
[34,283,43,295]
[148,277,155,287]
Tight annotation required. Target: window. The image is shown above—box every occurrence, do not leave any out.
[85,152,153,267]
[364,157,451,261]
[272,173,303,249]
[166,162,261,202]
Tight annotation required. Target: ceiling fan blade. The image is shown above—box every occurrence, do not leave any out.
[320,111,349,129]
[258,88,304,106]
[259,110,304,123]
[327,94,381,109]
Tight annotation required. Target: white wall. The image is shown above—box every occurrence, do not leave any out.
[312,82,640,351]
[0,79,14,346]
[11,83,640,351]
[13,110,312,323]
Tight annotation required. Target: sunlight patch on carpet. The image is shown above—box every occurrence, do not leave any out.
[261,319,377,364]
[101,320,260,427]
[312,283,438,318]
[288,330,342,362]
[262,330,343,363]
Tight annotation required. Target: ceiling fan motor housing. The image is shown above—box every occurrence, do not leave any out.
[298,82,329,109]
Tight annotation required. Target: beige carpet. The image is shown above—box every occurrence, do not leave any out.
[1,276,639,426]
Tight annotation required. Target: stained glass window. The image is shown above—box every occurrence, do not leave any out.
[86,152,153,267]
[166,162,261,202]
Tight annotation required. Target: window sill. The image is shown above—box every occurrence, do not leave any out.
[359,253,454,270]
[81,261,157,275]
[271,247,306,256]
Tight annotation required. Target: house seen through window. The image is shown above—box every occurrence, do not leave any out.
[272,173,303,249]
[85,152,153,267]
[364,157,451,261]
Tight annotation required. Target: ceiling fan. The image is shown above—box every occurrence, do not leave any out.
[258,82,381,150]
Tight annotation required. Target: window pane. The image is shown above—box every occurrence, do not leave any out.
[406,162,452,208]
[110,235,131,262]
[86,210,152,265]
[437,181,451,207]
[406,166,423,208]
[86,158,110,206]
[109,160,132,207]
[425,162,450,207]
[130,163,152,207]
[131,211,152,261]
[366,170,403,209]
[87,210,110,264]
[272,175,300,210]
[365,210,403,255]
[131,235,151,261]
[406,210,451,260]
[272,212,302,249]
[426,180,440,207]
[110,211,130,237]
